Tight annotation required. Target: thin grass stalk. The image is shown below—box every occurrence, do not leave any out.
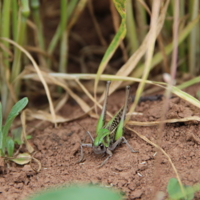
[12,0,18,42]
[135,0,147,43]
[0,0,11,117]
[188,0,199,75]
[126,0,138,55]
[162,0,186,197]
[47,0,78,68]
[163,0,173,38]
[127,1,161,119]
[11,0,30,94]
[30,0,46,67]
[132,14,200,78]
[59,0,68,73]
[178,0,187,72]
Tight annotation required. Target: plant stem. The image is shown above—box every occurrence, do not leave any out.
[12,0,18,41]
[126,0,138,55]
[47,0,78,68]
[31,0,47,67]
[188,0,199,75]
[59,0,68,73]
[11,0,30,94]
[0,0,11,117]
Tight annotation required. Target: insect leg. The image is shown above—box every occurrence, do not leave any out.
[121,136,138,153]
[77,143,93,163]
[115,85,130,140]
[86,131,94,142]
[98,149,112,168]
[96,81,111,133]
[109,136,138,153]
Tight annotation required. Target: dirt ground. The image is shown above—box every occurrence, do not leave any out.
[1,84,200,200]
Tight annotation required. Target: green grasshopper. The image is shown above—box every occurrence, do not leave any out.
[78,81,138,167]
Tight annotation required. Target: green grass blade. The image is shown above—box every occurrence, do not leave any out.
[11,0,30,96]
[1,0,11,117]
[2,97,28,140]
[126,0,138,54]
[12,0,18,41]
[47,0,79,67]
[94,0,127,96]
[6,136,14,157]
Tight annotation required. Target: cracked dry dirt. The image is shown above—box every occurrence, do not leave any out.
[1,85,200,200]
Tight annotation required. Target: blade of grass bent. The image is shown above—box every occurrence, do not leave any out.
[1,37,57,126]
[94,0,127,100]
[127,0,161,123]
[107,0,170,96]
[23,72,200,109]
[2,97,28,155]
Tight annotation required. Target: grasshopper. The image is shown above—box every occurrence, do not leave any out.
[78,81,138,167]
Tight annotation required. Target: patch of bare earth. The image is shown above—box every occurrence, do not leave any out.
[1,85,200,200]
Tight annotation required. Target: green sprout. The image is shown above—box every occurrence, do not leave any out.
[167,178,195,200]
[0,97,28,158]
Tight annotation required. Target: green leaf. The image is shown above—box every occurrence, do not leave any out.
[10,153,31,165]
[11,127,23,145]
[167,178,181,199]
[28,185,122,200]
[185,186,194,200]
[167,178,194,200]
[6,136,14,157]
[2,97,28,145]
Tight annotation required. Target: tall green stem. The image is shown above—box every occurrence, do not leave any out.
[0,0,11,117]
[47,0,78,68]
[11,0,30,94]
[31,0,46,67]
[126,0,138,55]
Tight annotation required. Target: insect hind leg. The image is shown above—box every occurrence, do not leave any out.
[121,136,138,153]
[77,143,92,163]
[108,136,138,153]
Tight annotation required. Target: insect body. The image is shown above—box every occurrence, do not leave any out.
[78,81,138,167]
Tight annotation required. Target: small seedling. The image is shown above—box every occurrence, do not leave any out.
[167,178,194,200]
[78,81,138,167]
[0,97,31,164]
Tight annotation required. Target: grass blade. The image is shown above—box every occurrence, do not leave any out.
[6,136,14,157]
[94,0,127,98]
[3,97,28,140]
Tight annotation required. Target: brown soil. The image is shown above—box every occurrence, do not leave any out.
[1,85,200,200]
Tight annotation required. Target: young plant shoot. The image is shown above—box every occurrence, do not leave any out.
[78,81,138,167]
